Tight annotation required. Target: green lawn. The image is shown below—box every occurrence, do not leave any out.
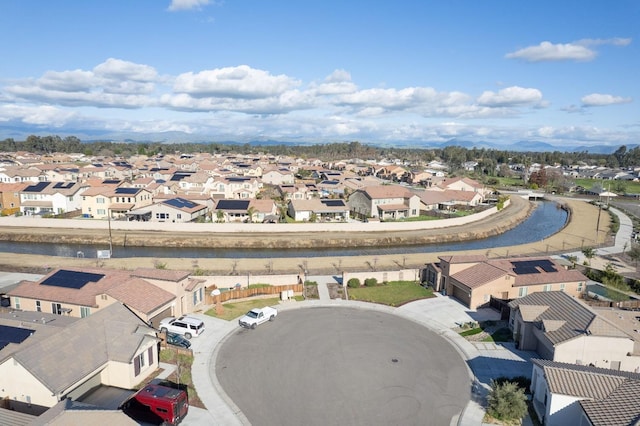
[459,327,483,337]
[347,281,434,306]
[205,297,280,321]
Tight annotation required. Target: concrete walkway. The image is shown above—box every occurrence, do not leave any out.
[186,295,539,426]
[184,206,636,425]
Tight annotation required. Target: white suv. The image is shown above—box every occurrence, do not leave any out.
[159,315,204,339]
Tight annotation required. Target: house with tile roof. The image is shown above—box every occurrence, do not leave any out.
[19,181,88,216]
[262,167,295,185]
[0,166,46,184]
[0,303,158,413]
[427,255,587,309]
[129,268,207,318]
[127,196,208,223]
[0,182,28,215]
[287,198,350,222]
[6,267,204,327]
[509,292,640,372]
[347,184,421,220]
[529,358,640,426]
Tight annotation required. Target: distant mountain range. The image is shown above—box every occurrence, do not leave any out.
[0,126,634,154]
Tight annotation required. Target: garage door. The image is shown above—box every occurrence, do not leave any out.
[149,307,172,329]
[451,283,471,308]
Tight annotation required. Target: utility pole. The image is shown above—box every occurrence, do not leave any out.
[107,208,113,256]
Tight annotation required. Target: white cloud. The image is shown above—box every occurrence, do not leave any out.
[581,93,632,107]
[578,37,632,47]
[0,104,78,126]
[506,41,595,62]
[477,86,543,107]
[94,58,157,82]
[506,37,631,62]
[173,65,300,99]
[167,0,212,12]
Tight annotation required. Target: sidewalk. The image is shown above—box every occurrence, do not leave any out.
[182,204,634,426]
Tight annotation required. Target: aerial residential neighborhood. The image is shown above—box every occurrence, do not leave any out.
[0,142,640,425]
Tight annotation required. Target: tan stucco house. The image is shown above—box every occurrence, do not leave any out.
[424,255,587,309]
[509,291,640,372]
[0,303,158,414]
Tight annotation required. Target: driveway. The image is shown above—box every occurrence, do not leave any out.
[214,307,470,426]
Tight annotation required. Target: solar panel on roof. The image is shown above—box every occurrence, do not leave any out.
[321,180,339,185]
[103,179,121,184]
[511,260,552,275]
[164,198,198,209]
[41,270,105,289]
[226,177,250,182]
[23,182,50,192]
[0,325,34,350]
[321,199,345,207]
[53,182,75,189]
[115,187,139,195]
[217,200,250,210]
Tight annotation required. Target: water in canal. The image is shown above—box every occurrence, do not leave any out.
[0,201,566,259]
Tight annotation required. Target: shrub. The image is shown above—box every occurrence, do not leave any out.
[486,380,528,421]
[364,277,378,287]
[347,278,361,288]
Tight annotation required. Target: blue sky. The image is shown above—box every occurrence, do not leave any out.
[0,0,638,148]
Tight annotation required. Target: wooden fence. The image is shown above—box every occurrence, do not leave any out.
[205,284,303,305]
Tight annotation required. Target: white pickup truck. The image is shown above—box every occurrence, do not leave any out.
[238,306,278,329]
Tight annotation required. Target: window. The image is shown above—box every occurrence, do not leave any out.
[518,287,528,297]
[97,209,106,215]
[52,303,62,315]
[14,297,20,309]
[560,283,565,292]
[80,306,91,318]
[36,300,41,312]
[134,352,145,376]
[177,213,182,219]
[577,281,584,292]
[543,284,552,292]
[97,197,105,204]
[156,213,169,220]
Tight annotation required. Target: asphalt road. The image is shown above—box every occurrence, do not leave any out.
[215,307,470,426]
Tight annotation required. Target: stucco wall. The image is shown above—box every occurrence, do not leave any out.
[554,335,635,369]
[0,358,58,408]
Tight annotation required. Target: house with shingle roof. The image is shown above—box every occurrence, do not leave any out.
[509,292,640,373]
[7,267,204,327]
[0,303,158,413]
[426,255,587,309]
[530,358,640,426]
[347,184,421,220]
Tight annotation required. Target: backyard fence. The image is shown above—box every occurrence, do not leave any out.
[205,284,303,305]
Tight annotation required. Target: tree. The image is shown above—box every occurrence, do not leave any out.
[581,247,596,266]
[246,206,256,223]
[486,380,527,422]
[216,210,225,223]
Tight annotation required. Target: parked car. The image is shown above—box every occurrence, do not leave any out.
[159,315,204,339]
[166,332,191,349]
[121,383,188,426]
[238,306,278,329]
